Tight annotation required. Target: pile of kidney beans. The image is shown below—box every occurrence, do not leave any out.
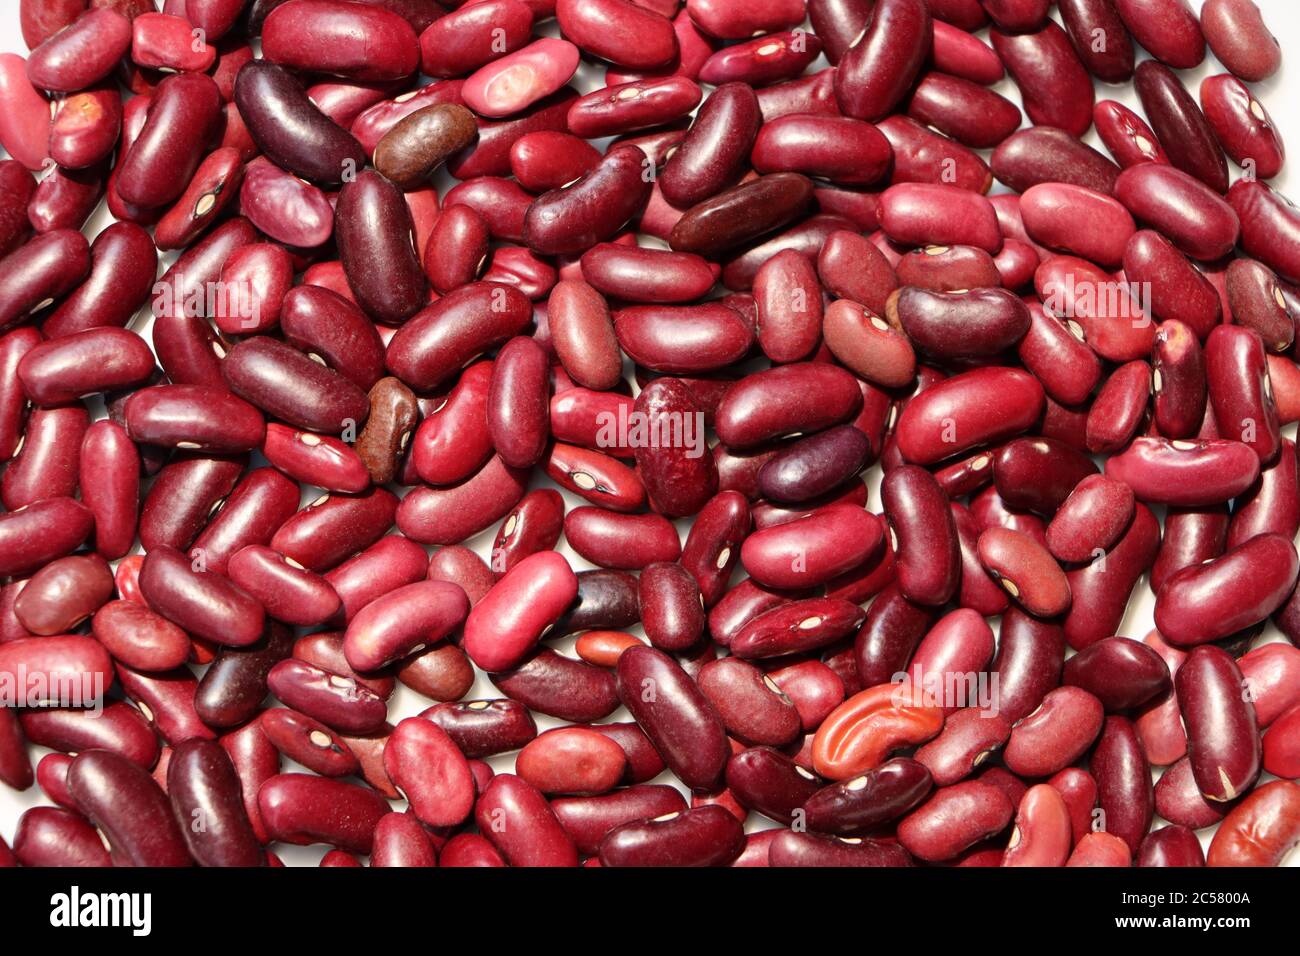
[0,0,1299,869]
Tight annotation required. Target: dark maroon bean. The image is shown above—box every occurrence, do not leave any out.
[1177,646,1261,804]
[167,738,264,867]
[1139,825,1206,867]
[1058,0,1136,82]
[1090,715,1154,854]
[990,607,1066,725]
[422,700,537,759]
[1227,259,1293,352]
[1063,503,1160,652]
[599,804,743,867]
[0,228,91,334]
[833,0,930,122]
[768,830,913,866]
[524,145,652,256]
[659,82,760,209]
[1064,637,1171,712]
[139,454,248,557]
[12,806,112,868]
[194,624,295,730]
[882,465,959,606]
[551,785,686,857]
[398,456,529,547]
[906,73,1020,150]
[67,750,191,866]
[491,648,620,723]
[335,170,427,325]
[387,283,532,392]
[756,427,871,505]
[221,337,371,435]
[668,173,816,259]
[124,385,264,454]
[139,545,265,649]
[892,287,1030,360]
[191,467,301,576]
[1205,325,1281,463]
[853,584,936,688]
[1135,61,1227,195]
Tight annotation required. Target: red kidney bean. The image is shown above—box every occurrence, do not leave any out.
[140,454,244,555]
[913,706,1011,788]
[1090,715,1154,854]
[424,204,490,296]
[193,624,295,730]
[1,400,87,510]
[1150,321,1210,441]
[437,832,505,867]
[485,337,549,469]
[1206,324,1281,464]
[1137,824,1206,867]
[422,699,537,759]
[272,486,399,572]
[876,115,993,195]
[740,503,882,591]
[1106,437,1259,506]
[598,803,744,867]
[18,330,145,407]
[418,0,531,75]
[258,773,389,854]
[1240,644,1300,727]
[1056,0,1135,82]
[516,726,628,796]
[851,583,933,689]
[1263,703,1300,780]
[756,427,871,506]
[659,82,760,209]
[0,228,91,335]
[115,71,221,209]
[567,80,699,144]
[368,812,436,868]
[294,631,395,701]
[1005,686,1105,779]
[1200,74,1284,181]
[895,781,1013,863]
[0,53,51,171]
[891,287,1030,361]
[897,244,1002,293]
[1095,99,1170,170]
[615,645,729,791]
[1048,767,1098,846]
[1207,780,1300,866]
[1116,0,1205,69]
[976,527,1070,618]
[1201,0,1280,83]
[1134,62,1226,198]
[671,175,820,262]
[13,553,111,636]
[26,8,129,92]
[131,11,216,72]
[990,607,1065,725]
[12,806,112,868]
[1046,474,1135,564]
[1002,783,1073,867]
[334,169,427,325]
[896,367,1044,465]
[1064,636,1171,713]
[556,0,677,69]
[463,550,574,670]
[1230,438,1300,549]
[461,37,579,118]
[261,0,418,80]
[716,363,863,451]
[0,639,109,707]
[388,283,531,392]
[991,20,1093,137]
[227,546,341,628]
[812,682,944,781]
[266,658,387,735]
[1156,533,1297,648]
[67,750,191,867]
[491,647,620,723]
[616,304,752,375]
[880,465,958,606]
[167,738,264,867]
[1176,645,1261,804]
[992,127,1121,195]
[524,145,653,256]
[905,72,1020,150]
[46,220,155,337]
[381,716,474,826]
[139,544,265,648]
[879,184,1001,254]
[1227,259,1293,353]
[475,773,578,867]
[1064,502,1161,651]
[123,384,264,454]
[92,599,191,673]
[1114,164,1239,261]
[20,700,157,769]
[551,785,685,857]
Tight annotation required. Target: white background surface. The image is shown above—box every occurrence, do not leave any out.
[1,0,1299,866]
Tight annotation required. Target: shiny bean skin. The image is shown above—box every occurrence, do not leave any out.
[117,72,223,209]
[266,659,387,735]
[0,228,91,335]
[1176,646,1261,804]
[516,726,627,796]
[1064,503,1161,651]
[1090,716,1155,854]
[491,648,621,723]
[14,554,111,636]
[551,785,687,857]
[167,739,265,867]
[11,806,112,868]
[891,287,1031,361]
[990,21,1094,138]
[599,804,744,867]
[487,336,550,469]
[895,367,1044,465]
[1207,780,1300,867]
[1116,0,1205,70]
[616,645,729,792]
[273,487,399,572]
[139,545,265,649]
[67,750,192,867]
[384,716,474,826]
[882,466,960,607]
[1156,533,1298,648]
[669,174,817,259]
[977,527,1071,618]
[1114,164,1240,261]
[1150,320,1211,439]
[463,551,577,672]
[716,362,863,450]
[660,83,761,210]
[524,145,653,256]
[1106,437,1260,507]
[475,774,578,867]
[1046,474,1136,564]
[335,170,428,326]
[991,128,1120,197]
[1201,74,1285,181]
[1064,637,1171,712]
